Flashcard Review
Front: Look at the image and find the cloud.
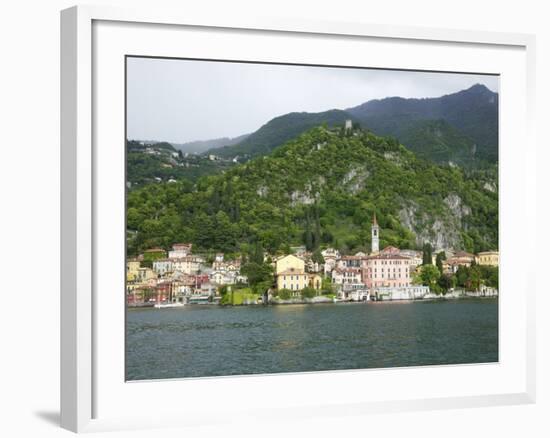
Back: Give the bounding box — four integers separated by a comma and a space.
127, 57, 498, 143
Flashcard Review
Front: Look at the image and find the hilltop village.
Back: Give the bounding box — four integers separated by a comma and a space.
127, 214, 499, 307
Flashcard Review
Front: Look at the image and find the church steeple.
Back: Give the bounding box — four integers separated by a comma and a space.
371, 212, 379, 253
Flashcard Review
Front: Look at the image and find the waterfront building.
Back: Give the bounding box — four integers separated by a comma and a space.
193, 274, 210, 287
338, 286, 369, 301
275, 254, 305, 275
362, 253, 412, 288
476, 250, 499, 266
126, 285, 156, 305
174, 283, 193, 300
310, 273, 323, 290
332, 267, 363, 285
370, 285, 430, 301
195, 282, 217, 296
154, 281, 173, 303
276, 269, 322, 292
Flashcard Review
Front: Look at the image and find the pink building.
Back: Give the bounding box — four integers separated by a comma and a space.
362, 253, 412, 288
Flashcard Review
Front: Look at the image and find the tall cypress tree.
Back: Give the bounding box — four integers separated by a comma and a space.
422, 243, 433, 265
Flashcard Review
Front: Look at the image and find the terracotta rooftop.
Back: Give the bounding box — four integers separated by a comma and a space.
367, 253, 410, 260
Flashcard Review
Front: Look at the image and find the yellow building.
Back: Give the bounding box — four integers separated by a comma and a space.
277, 268, 310, 291
274, 254, 323, 292
137, 267, 157, 282
276, 269, 322, 292
275, 254, 305, 275
126, 259, 141, 282
476, 251, 499, 266
309, 273, 323, 290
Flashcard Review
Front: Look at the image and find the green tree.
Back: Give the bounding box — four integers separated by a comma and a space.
435, 251, 446, 274
250, 241, 265, 265
240, 261, 273, 288
311, 248, 325, 265
419, 264, 441, 290
278, 289, 292, 300
437, 273, 455, 292
422, 243, 433, 265
301, 287, 317, 299
465, 265, 481, 291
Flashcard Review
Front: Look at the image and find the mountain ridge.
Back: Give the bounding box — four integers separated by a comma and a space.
205, 84, 498, 167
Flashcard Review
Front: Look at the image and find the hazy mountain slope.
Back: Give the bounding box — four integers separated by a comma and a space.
347, 84, 498, 163
206, 109, 357, 159
174, 134, 250, 154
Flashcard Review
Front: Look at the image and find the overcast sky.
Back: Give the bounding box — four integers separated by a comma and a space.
127, 57, 499, 144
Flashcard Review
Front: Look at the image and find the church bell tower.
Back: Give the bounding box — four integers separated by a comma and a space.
371, 213, 379, 253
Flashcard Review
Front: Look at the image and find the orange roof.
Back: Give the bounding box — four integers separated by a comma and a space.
367, 253, 410, 260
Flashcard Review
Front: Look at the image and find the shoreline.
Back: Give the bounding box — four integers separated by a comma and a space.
127, 294, 498, 309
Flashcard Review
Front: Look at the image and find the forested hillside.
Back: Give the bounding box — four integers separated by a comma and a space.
126, 140, 235, 187
127, 125, 498, 257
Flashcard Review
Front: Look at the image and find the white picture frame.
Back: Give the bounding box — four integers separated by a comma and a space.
60, 4, 537, 433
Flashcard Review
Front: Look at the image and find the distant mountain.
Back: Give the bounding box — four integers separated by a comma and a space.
206, 109, 357, 159
204, 84, 498, 167
174, 134, 250, 154
347, 84, 498, 164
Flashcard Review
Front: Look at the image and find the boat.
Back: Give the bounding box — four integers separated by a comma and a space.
153, 302, 185, 309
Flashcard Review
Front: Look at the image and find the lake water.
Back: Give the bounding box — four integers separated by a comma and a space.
126, 299, 498, 380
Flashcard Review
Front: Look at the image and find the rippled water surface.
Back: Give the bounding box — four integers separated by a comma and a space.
126, 299, 498, 380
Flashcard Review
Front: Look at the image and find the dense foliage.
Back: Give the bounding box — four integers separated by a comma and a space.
127, 125, 498, 257
206, 110, 356, 159
347, 84, 498, 164
126, 140, 235, 187
415, 261, 498, 294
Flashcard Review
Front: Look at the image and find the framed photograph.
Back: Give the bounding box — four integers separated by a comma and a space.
61, 5, 536, 433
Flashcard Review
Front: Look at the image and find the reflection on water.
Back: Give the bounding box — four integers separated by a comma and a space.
126, 300, 498, 380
